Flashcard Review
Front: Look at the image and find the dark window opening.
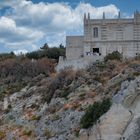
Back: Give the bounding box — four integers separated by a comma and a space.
93, 48, 99, 53
93, 27, 98, 38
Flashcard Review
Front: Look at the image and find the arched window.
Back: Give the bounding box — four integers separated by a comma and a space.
93, 27, 98, 38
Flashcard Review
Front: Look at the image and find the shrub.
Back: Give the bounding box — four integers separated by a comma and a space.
0, 52, 15, 62
135, 54, 140, 60
60, 90, 69, 98
133, 71, 140, 76
1, 83, 26, 96
0, 57, 54, 86
0, 92, 4, 101
26, 47, 65, 61
43, 78, 59, 103
44, 128, 53, 138
104, 51, 122, 62
46, 47, 65, 61
74, 128, 80, 137
94, 75, 101, 82
51, 114, 60, 121
0, 131, 6, 139
22, 128, 32, 136
80, 98, 111, 128
96, 61, 106, 71
43, 68, 76, 103
30, 115, 41, 121
126, 73, 136, 82
0, 83, 27, 102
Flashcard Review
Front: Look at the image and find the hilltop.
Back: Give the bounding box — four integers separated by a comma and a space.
0, 51, 140, 140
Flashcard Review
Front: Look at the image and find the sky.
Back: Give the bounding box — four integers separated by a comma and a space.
0, 0, 140, 54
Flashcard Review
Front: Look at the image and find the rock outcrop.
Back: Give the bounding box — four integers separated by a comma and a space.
0, 60, 140, 140
78, 76, 140, 140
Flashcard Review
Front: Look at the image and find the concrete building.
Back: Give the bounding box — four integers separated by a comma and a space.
56, 11, 140, 71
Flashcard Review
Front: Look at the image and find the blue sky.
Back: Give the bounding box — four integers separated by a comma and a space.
0, 0, 140, 54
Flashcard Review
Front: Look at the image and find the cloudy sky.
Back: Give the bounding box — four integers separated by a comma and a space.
0, 0, 140, 53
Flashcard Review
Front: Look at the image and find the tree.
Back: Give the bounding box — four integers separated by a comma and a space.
40, 43, 49, 50
59, 43, 65, 49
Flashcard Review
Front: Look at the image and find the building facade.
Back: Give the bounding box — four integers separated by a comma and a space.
67, 11, 140, 59
57, 11, 140, 71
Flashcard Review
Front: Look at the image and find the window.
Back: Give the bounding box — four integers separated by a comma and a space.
93, 48, 99, 53
93, 27, 98, 38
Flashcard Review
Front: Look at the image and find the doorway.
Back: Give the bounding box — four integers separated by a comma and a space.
93, 48, 99, 53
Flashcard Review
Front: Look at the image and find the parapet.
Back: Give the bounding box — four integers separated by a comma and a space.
134, 10, 140, 22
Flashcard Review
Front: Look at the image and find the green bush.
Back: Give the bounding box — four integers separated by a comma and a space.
104, 51, 122, 62
0, 52, 15, 62
60, 89, 71, 98
26, 47, 65, 61
30, 115, 41, 121
96, 61, 106, 71
0, 131, 6, 139
135, 54, 140, 60
80, 98, 111, 128
22, 128, 32, 136
0, 83, 27, 101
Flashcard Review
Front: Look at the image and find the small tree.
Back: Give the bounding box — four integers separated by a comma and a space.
59, 43, 64, 49
40, 43, 49, 50
80, 98, 111, 128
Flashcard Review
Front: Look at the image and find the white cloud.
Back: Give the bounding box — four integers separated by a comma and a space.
75, 3, 119, 18
11, 1, 119, 32
0, 16, 44, 49
0, 0, 120, 51
0, 0, 22, 9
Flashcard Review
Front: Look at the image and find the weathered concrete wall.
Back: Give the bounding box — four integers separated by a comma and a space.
84, 20, 134, 42
93, 41, 137, 58
58, 12, 140, 71
66, 36, 84, 48
83, 12, 140, 58
66, 36, 84, 60
56, 56, 103, 72
66, 46, 83, 60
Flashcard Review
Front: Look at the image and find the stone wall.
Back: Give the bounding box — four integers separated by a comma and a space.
56, 55, 103, 72
83, 12, 140, 58
66, 36, 84, 60
57, 12, 140, 71
84, 19, 134, 42
66, 46, 83, 60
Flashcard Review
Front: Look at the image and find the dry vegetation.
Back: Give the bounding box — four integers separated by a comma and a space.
0, 55, 55, 101
0, 51, 140, 139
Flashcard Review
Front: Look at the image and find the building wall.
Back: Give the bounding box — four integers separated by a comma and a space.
57, 12, 140, 71
84, 19, 134, 41
83, 12, 140, 58
65, 12, 140, 61
66, 46, 84, 60
66, 36, 84, 60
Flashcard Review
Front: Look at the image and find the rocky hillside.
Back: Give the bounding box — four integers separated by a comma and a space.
0, 56, 140, 140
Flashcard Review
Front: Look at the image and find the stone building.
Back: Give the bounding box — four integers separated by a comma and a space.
56, 11, 140, 71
